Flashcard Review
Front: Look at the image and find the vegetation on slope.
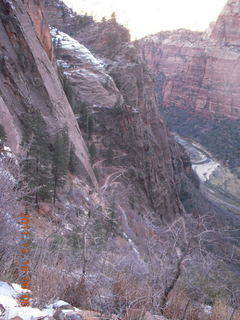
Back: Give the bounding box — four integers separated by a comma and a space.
162, 106, 240, 171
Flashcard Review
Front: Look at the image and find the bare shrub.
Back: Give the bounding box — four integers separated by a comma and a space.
211, 300, 230, 320
112, 271, 152, 313
0, 155, 26, 279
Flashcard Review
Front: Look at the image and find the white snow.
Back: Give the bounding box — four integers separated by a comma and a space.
50, 27, 104, 70
193, 161, 219, 182
0, 281, 71, 320
123, 232, 141, 257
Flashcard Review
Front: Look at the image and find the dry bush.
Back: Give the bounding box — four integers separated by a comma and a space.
164, 288, 191, 320
112, 271, 152, 313
63, 278, 91, 310
31, 263, 70, 308
122, 307, 146, 320
210, 300, 240, 320
0, 156, 26, 279
164, 287, 211, 320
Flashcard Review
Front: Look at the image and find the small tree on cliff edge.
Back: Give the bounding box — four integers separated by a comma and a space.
110, 12, 117, 23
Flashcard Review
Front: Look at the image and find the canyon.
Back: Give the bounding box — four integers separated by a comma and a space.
0, 0, 240, 319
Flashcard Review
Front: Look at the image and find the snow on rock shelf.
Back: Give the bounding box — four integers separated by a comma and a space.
50, 28, 104, 70
0, 281, 70, 320
49, 27, 119, 108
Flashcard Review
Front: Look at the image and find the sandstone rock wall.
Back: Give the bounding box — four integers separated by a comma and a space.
211, 0, 240, 46
0, 0, 97, 186
45, 3, 201, 221
138, 0, 240, 119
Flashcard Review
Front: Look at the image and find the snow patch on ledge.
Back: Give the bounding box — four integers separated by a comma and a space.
0, 281, 71, 320
50, 27, 105, 70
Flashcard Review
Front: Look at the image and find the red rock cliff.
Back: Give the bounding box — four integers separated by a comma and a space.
138, 0, 240, 119
211, 0, 240, 46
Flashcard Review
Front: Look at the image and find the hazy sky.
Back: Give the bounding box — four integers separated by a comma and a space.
63, 0, 227, 39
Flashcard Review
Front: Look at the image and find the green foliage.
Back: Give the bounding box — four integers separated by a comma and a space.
0, 124, 6, 142
67, 233, 82, 250
106, 146, 114, 165
53, 37, 62, 58
162, 106, 240, 169
76, 102, 94, 139
69, 144, 81, 176
21, 111, 54, 204
49, 234, 65, 251
63, 75, 74, 106
52, 128, 70, 203
16, 48, 28, 70
128, 195, 135, 209
88, 143, 97, 162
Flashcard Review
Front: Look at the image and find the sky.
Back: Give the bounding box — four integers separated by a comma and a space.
63, 0, 227, 40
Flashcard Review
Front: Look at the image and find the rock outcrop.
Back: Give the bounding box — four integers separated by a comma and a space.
210, 0, 240, 46
0, 0, 97, 186
44, 2, 202, 222
138, 0, 240, 119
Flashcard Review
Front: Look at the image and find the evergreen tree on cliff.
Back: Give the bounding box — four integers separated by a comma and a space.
21, 111, 53, 206
52, 128, 70, 204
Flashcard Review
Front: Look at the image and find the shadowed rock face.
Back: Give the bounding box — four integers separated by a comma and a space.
0, 0, 97, 186
138, 1, 240, 120
0, 0, 203, 224
43, 0, 203, 221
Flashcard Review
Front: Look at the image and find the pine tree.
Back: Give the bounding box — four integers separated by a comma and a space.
88, 143, 97, 163
52, 128, 70, 204
110, 12, 117, 23
69, 144, 81, 176
63, 75, 74, 107
0, 124, 6, 142
21, 111, 53, 205
106, 146, 114, 165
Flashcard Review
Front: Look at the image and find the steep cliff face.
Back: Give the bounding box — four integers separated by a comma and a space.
0, 0, 96, 185
138, 0, 240, 119
211, 0, 240, 45
44, 3, 203, 222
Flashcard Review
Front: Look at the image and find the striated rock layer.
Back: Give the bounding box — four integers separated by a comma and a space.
138, 0, 240, 119
211, 0, 240, 46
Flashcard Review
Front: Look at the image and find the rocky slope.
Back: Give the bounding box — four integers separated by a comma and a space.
138, 0, 240, 119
